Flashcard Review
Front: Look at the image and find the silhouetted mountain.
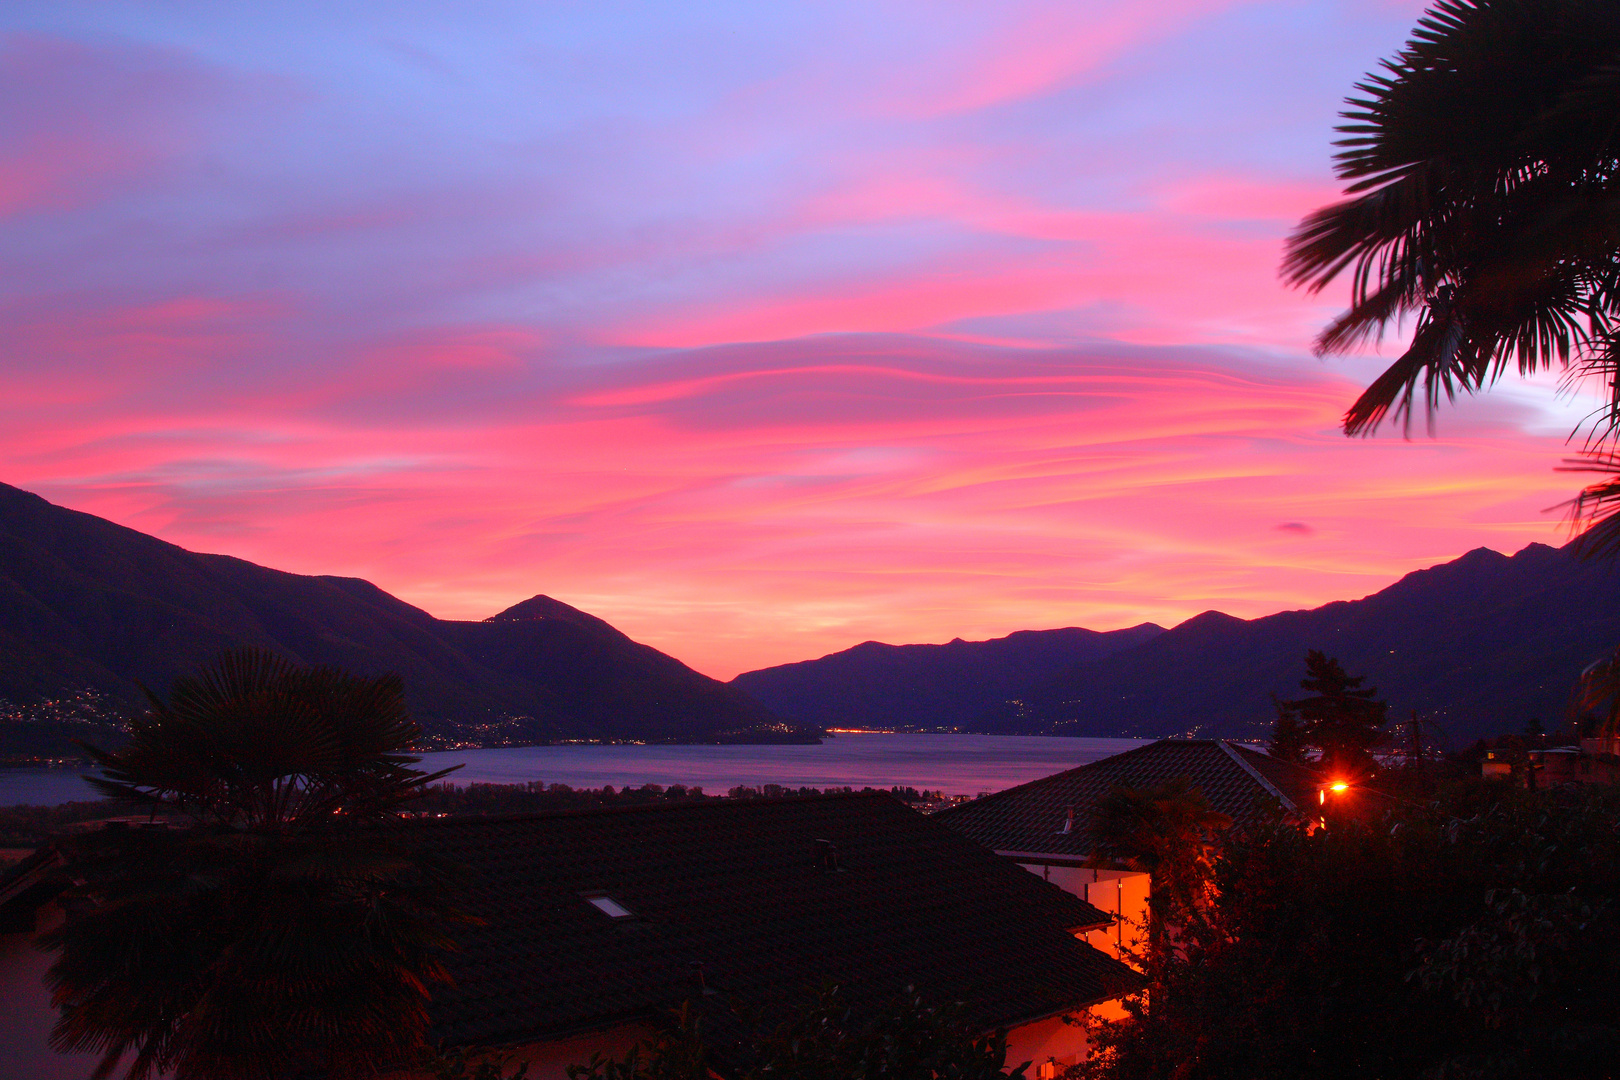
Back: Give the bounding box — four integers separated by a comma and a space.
0, 482, 806, 748
731, 624, 1164, 730
976, 543, 1620, 744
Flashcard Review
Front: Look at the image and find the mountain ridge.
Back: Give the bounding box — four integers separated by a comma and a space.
0, 482, 807, 749
733, 541, 1620, 745
731, 622, 1165, 731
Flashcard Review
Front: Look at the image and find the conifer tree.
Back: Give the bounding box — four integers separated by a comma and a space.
1273, 650, 1388, 775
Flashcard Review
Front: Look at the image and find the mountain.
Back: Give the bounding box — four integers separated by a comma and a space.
730, 624, 1165, 730
975, 543, 1620, 744
0, 482, 805, 749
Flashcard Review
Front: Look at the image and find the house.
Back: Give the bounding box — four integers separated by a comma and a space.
1517, 739, 1620, 785
0, 793, 1142, 1080
396, 793, 1141, 1078
933, 738, 1351, 961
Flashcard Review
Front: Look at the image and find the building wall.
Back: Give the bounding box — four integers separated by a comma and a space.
1006, 1013, 1091, 1078
0, 905, 113, 1080
1015, 862, 1150, 964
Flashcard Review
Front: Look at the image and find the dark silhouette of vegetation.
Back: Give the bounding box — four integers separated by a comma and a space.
1271, 650, 1388, 776
1081, 781, 1620, 1080
1284, 0, 1620, 548
561, 986, 1030, 1080
41, 650, 468, 1080
0, 800, 135, 854
1086, 779, 1231, 954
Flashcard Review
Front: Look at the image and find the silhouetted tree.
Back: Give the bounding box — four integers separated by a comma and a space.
1081, 783, 1620, 1080
1274, 650, 1388, 776
1087, 778, 1232, 954
1283, 0, 1620, 548
564, 986, 1029, 1080
43, 650, 466, 1080
1267, 698, 1310, 764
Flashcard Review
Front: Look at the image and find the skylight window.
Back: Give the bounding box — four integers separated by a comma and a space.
584, 894, 633, 919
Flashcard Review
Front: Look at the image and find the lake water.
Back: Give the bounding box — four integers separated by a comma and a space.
0, 733, 1144, 807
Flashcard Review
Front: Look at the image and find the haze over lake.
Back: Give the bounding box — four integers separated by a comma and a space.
1, 734, 1144, 807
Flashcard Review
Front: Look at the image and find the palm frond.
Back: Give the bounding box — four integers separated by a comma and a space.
1287, 0, 1620, 439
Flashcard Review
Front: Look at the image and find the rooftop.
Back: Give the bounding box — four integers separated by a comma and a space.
393, 792, 1140, 1049
933, 738, 1331, 858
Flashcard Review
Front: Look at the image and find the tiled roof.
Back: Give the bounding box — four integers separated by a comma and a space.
394, 793, 1141, 1050
933, 739, 1329, 858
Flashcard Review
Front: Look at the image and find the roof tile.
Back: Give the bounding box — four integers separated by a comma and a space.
395, 793, 1141, 1049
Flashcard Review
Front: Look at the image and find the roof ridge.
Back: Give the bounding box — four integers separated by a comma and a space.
934, 738, 1177, 820
1216, 740, 1297, 812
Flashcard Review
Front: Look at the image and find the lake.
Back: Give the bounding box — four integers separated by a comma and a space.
0, 733, 1144, 807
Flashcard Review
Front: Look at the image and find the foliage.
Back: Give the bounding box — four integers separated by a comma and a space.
1267, 704, 1309, 764
1086, 779, 1231, 951
429, 1044, 531, 1080
79, 649, 457, 829
1081, 782, 1620, 1080
568, 986, 1030, 1080
1283, 0, 1620, 544
1272, 650, 1388, 776
42, 649, 469, 1080
0, 799, 125, 852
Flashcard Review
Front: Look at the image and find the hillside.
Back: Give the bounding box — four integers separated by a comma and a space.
0, 482, 806, 748
732, 624, 1164, 730
975, 543, 1620, 743
731, 543, 1620, 745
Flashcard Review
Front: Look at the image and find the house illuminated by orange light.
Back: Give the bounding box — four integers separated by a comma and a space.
935, 738, 1351, 969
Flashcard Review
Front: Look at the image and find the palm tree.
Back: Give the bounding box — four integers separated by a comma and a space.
42, 650, 467, 1080
1283, 0, 1620, 545
1086, 778, 1232, 951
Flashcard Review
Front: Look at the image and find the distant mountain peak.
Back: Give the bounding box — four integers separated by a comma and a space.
487, 594, 603, 625
1177, 610, 1245, 629
0, 483, 797, 745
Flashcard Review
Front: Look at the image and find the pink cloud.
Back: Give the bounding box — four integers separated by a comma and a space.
859, 0, 1239, 119
0, 2, 1558, 683
0, 34, 253, 217
4, 332, 1583, 678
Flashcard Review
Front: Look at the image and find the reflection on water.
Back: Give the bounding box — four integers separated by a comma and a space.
0, 733, 1146, 807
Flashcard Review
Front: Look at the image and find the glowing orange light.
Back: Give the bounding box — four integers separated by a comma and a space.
1329, 782, 1349, 793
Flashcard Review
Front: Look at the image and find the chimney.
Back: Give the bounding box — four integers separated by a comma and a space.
1058, 807, 1074, 834
814, 838, 843, 872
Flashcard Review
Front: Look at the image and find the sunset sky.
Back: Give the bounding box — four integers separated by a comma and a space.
1, 1, 1598, 678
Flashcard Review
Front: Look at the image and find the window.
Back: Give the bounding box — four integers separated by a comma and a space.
583, 894, 634, 919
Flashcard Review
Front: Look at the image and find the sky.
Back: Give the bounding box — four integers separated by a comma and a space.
0, 1, 1600, 678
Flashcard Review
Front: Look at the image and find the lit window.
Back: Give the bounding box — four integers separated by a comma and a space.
584, 894, 633, 919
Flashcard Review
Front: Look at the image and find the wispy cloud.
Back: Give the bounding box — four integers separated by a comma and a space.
3, 1, 1571, 677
